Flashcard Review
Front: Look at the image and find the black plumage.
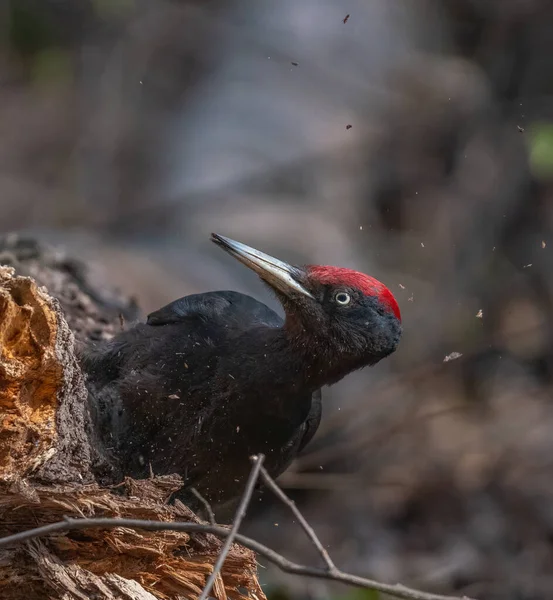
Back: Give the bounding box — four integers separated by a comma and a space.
82, 234, 401, 509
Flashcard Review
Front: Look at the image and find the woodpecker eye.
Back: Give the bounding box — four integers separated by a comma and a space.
334, 292, 351, 306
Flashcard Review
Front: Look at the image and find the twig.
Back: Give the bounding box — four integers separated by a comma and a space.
190, 487, 216, 526
198, 454, 265, 600
0, 517, 475, 600
259, 464, 335, 572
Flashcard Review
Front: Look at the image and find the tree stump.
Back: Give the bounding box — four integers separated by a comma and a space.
0, 235, 265, 600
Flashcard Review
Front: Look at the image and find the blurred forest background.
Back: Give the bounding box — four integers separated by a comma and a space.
2, 1, 553, 599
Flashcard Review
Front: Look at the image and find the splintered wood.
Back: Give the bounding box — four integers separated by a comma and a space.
0, 264, 93, 485
0, 256, 265, 600
0, 267, 61, 478
0, 479, 263, 600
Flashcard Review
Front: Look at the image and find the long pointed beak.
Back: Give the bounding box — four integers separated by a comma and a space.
211, 233, 314, 299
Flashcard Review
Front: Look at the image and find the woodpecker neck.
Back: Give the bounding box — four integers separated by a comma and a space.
288, 330, 368, 389
251, 321, 366, 391
230, 326, 325, 391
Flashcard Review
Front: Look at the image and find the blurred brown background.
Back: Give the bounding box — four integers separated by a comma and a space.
3, 1, 553, 598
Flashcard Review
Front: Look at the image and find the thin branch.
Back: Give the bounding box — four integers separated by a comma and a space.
259, 464, 335, 572
190, 487, 216, 526
0, 517, 475, 600
198, 454, 264, 600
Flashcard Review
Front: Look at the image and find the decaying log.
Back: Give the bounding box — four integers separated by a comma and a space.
0, 235, 265, 600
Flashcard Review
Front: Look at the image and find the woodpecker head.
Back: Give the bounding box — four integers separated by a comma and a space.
211, 233, 402, 369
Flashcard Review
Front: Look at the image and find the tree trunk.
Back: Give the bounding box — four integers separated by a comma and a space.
0, 234, 264, 600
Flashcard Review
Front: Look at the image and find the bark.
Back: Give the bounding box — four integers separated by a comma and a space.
0, 235, 265, 600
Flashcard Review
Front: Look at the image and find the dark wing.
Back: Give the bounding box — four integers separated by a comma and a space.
147, 290, 282, 328
83, 291, 281, 386
298, 388, 322, 454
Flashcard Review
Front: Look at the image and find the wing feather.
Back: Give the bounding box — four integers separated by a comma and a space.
147, 291, 282, 328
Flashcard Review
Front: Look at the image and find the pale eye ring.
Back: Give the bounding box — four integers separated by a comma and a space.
335, 291, 351, 305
